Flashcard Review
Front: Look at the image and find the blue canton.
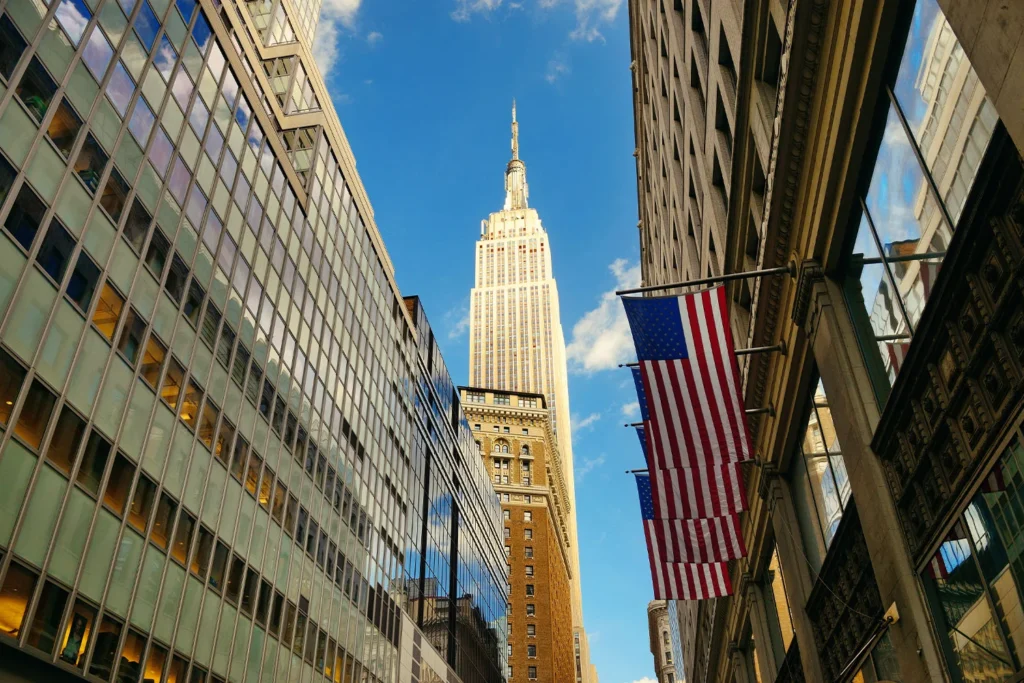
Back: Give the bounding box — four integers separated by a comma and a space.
636, 473, 655, 521
635, 426, 649, 464
631, 368, 650, 421
622, 296, 689, 361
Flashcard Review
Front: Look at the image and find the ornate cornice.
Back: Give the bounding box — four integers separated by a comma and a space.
745, 0, 830, 434
791, 261, 825, 326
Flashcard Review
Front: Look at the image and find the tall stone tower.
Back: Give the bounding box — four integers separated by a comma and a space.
468, 103, 594, 682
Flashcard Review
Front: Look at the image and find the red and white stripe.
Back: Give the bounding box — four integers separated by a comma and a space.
886, 342, 912, 374
645, 525, 732, 599
649, 462, 747, 518
641, 287, 753, 470
924, 553, 949, 581
645, 516, 746, 563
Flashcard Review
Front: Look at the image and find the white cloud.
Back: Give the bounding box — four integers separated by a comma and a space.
569, 0, 624, 42
576, 453, 606, 481
451, 0, 503, 22
545, 54, 571, 83
366, 31, 383, 44
572, 412, 602, 434
444, 300, 471, 340
627, 678, 658, 683
621, 402, 640, 418
313, 0, 363, 75
566, 259, 641, 373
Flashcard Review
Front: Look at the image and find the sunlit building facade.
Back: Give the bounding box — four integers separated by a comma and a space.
467, 106, 594, 682
460, 388, 574, 683
0, 0, 506, 682
629, 0, 1024, 680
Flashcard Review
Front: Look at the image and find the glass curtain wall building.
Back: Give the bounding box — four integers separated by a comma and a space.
0, 0, 506, 682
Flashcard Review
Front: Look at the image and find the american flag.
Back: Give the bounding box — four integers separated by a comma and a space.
637, 473, 733, 599
644, 516, 746, 563
649, 463, 746, 518
623, 287, 753, 469
631, 368, 650, 420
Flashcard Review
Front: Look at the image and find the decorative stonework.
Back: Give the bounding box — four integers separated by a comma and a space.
805, 503, 883, 681
791, 261, 825, 326
744, 0, 831, 431
872, 140, 1024, 562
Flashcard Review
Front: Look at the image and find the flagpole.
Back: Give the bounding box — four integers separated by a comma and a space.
615, 261, 796, 296
617, 341, 787, 368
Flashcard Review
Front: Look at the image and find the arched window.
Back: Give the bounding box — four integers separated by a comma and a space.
521, 445, 530, 456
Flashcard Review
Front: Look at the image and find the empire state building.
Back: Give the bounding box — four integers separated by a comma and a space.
468, 104, 595, 683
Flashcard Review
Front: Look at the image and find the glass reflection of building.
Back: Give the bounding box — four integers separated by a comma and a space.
402, 298, 508, 683
847, 0, 998, 387
0, 0, 506, 682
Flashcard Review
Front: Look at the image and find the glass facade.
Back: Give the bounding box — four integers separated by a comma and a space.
922, 437, 1024, 681
843, 0, 998, 397
0, 1, 506, 682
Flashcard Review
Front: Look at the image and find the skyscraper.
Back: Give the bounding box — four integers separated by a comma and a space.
468, 105, 594, 682
0, 1, 506, 682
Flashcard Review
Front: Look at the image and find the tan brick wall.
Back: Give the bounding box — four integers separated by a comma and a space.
462, 390, 573, 683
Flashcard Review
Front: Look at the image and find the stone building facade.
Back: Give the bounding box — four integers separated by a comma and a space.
648, 600, 680, 683
628, 0, 1024, 681
460, 388, 575, 683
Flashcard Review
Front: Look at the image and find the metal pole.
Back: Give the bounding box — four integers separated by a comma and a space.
624, 404, 772, 426
875, 334, 912, 342
854, 251, 945, 266
616, 262, 795, 296
617, 341, 786, 368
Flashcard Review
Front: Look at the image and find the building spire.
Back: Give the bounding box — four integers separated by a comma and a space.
511, 99, 519, 160
504, 99, 528, 210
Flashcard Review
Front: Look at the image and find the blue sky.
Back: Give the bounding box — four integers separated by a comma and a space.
315, 1, 656, 681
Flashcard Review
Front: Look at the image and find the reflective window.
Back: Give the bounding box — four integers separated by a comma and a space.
47, 99, 84, 157
92, 282, 125, 340
5, 184, 47, 251
844, 0, 998, 395
76, 429, 111, 495
27, 580, 69, 654
0, 347, 26, 425
0, 562, 38, 638
922, 439, 1024, 678
0, 14, 28, 81
88, 615, 122, 678
45, 405, 87, 474
58, 598, 95, 668
789, 377, 849, 574
15, 378, 57, 450
16, 57, 57, 122
37, 220, 76, 283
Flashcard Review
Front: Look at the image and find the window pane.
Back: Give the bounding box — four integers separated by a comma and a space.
133, 1, 160, 50
140, 333, 166, 388
15, 378, 56, 449
116, 308, 146, 365
93, 282, 125, 340
152, 493, 175, 549
76, 428, 111, 494
27, 580, 69, 654
37, 219, 76, 283
82, 24, 113, 80
123, 198, 152, 252
74, 134, 109, 194
161, 357, 185, 409
99, 167, 130, 223
58, 598, 95, 668
0, 562, 38, 638
145, 227, 170, 275
172, 510, 195, 565
103, 452, 134, 516
16, 57, 58, 122
54, 0, 92, 47
893, 0, 996, 225
129, 475, 156, 532
0, 348, 26, 425
45, 405, 86, 474
119, 629, 146, 681
5, 184, 47, 251
87, 615, 122, 677
179, 380, 201, 425
0, 14, 28, 80
106, 62, 134, 117
48, 98, 84, 157
67, 251, 100, 311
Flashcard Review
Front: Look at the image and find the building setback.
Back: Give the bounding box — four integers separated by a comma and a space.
468, 105, 595, 683
460, 387, 575, 683
628, 0, 1024, 681
0, 1, 507, 682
